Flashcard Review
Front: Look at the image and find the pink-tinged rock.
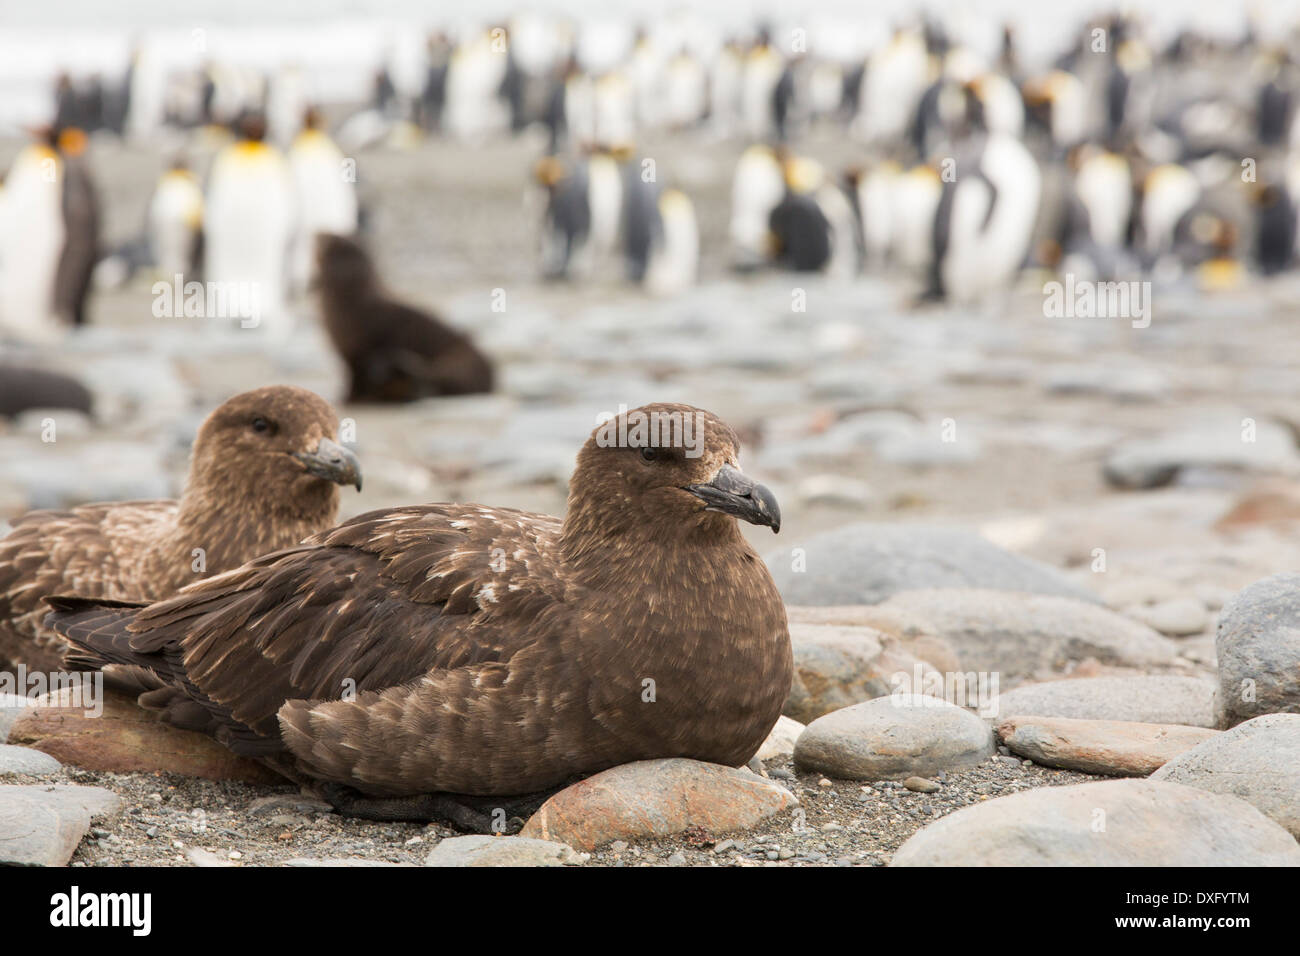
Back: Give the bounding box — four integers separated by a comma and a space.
997, 716, 1219, 776
519, 759, 799, 851
7, 688, 280, 785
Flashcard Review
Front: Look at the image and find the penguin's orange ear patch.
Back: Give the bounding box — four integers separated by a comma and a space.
1020, 75, 1051, 106
57, 128, 88, 156
535, 156, 567, 187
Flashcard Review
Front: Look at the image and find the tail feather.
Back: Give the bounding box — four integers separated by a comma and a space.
44, 595, 286, 761
44, 594, 150, 672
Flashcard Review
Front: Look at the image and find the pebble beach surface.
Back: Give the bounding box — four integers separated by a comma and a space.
4, 127, 1300, 866
5, 755, 1099, 868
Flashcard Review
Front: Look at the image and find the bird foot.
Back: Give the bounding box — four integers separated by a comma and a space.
317, 783, 523, 834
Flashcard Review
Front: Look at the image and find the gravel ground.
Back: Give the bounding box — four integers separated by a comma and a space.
3, 748, 1096, 867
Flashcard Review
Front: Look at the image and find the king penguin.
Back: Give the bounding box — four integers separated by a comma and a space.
0, 127, 99, 341
534, 147, 626, 280
445, 27, 511, 142
625, 177, 699, 296
890, 162, 945, 276
728, 143, 787, 269
146, 157, 204, 280
928, 85, 1041, 302
1055, 144, 1136, 279
740, 30, 785, 142
1135, 161, 1201, 271
0, 130, 63, 341
856, 27, 933, 147
51, 127, 100, 328
203, 112, 294, 338
287, 109, 359, 296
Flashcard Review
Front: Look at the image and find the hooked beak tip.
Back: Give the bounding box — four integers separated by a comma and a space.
295, 437, 362, 492
685, 464, 781, 533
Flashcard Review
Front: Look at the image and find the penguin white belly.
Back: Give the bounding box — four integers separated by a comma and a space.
665, 58, 706, 128
859, 36, 928, 143
942, 136, 1041, 301
204, 145, 294, 338
0, 146, 65, 342
593, 74, 635, 148
740, 54, 782, 140
977, 135, 1041, 290
809, 62, 844, 119
631, 49, 665, 129
709, 53, 742, 136
1142, 166, 1200, 256
1051, 78, 1088, 148
891, 170, 942, 274
645, 189, 698, 296
858, 166, 897, 268
1075, 154, 1131, 249
446, 44, 510, 141
288, 136, 359, 293
147, 173, 203, 279
729, 148, 785, 264
941, 177, 996, 303
1287, 155, 1300, 241
586, 155, 624, 264
564, 77, 596, 146
267, 70, 310, 147
816, 183, 860, 278
127, 48, 167, 139
980, 74, 1025, 138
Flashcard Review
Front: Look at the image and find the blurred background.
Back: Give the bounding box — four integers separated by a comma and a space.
4, 0, 1300, 663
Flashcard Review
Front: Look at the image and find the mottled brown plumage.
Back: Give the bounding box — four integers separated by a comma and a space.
315, 234, 494, 403
51, 403, 791, 812
1, 385, 360, 672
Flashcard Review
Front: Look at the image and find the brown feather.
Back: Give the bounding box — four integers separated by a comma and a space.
51, 403, 792, 798
1, 385, 355, 672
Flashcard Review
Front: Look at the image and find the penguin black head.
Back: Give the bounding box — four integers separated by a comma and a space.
961, 81, 987, 134
235, 111, 268, 143
32, 124, 59, 149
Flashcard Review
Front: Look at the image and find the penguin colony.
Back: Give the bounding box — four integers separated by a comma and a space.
5, 9, 1300, 341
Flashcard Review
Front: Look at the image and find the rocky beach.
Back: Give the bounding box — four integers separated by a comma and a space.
3, 123, 1300, 868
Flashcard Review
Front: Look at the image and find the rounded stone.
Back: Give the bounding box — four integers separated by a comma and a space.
994, 675, 1218, 727
891, 779, 1300, 866
1153, 713, 1300, 838
794, 694, 995, 781
765, 524, 1099, 607
1215, 573, 1300, 726
0, 744, 62, 777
